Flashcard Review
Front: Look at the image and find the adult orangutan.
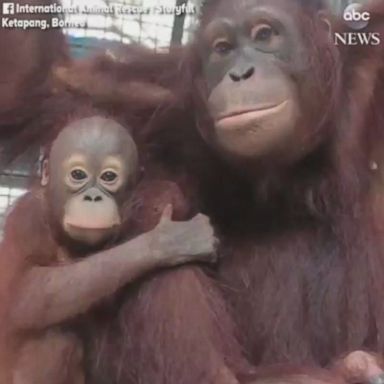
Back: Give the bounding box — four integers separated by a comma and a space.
3, 0, 384, 384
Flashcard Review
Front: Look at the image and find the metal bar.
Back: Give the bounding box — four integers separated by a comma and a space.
170, 0, 188, 45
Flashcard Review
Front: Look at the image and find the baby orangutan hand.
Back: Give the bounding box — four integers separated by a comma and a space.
148, 205, 217, 267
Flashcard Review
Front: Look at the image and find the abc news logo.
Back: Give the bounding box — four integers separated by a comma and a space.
344, 3, 370, 29
334, 3, 381, 46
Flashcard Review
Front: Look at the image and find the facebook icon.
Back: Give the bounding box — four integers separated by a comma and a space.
2, 3, 15, 15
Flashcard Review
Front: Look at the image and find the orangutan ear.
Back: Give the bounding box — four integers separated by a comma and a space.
318, 10, 333, 38
41, 159, 49, 187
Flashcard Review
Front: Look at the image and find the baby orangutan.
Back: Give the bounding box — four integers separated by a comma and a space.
4, 116, 216, 384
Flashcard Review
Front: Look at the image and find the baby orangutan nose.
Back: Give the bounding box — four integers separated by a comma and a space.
83, 189, 104, 203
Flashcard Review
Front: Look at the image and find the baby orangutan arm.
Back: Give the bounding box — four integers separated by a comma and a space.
10, 206, 216, 331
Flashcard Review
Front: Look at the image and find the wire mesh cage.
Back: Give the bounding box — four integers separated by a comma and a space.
63, 0, 200, 57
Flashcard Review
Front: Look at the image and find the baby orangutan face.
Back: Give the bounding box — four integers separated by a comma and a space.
42, 116, 138, 246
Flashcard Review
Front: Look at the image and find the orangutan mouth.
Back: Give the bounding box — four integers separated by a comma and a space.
64, 222, 115, 231
215, 101, 289, 129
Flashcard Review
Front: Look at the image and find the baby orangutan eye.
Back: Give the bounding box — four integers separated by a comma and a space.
100, 170, 118, 183
70, 169, 88, 182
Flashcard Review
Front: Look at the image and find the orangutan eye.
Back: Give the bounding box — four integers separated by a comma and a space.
254, 25, 273, 41
251, 23, 282, 51
100, 170, 118, 183
70, 169, 88, 182
213, 38, 233, 55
